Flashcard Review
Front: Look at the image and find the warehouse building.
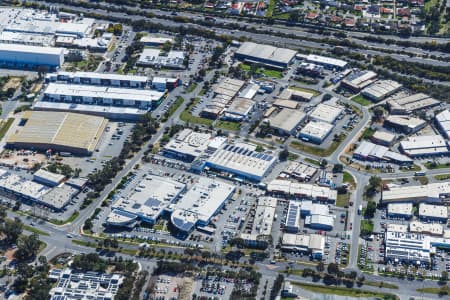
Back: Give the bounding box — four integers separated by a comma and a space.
222, 97, 255, 121
33, 169, 65, 187
309, 103, 343, 124
305, 54, 347, 70
106, 175, 186, 227
170, 177, 235, 232
43, 83, 165, 110
305, 214, 334, 231
298, 121, 333, 144
371, 130, 396, 146
435, 109, 450, 139
268, 108, 306, 136
273, 99, 300, 109
163, 129, 212, 162
137, 49, 185, 69
204, 143, 277, 182
409, 222, 444, 236
0, 44, 64, 70
384, 115, 426, 134
240, 197, 277, 248
387, 92, 440, 115
361, 80, 402, 102
234, 42, 297, 69
285, 201, 302, 233
400, 135, 450, 157
45, 71, 148, 88
340, 70, 377, 92
419, 203, 448, 222
385, 231, 431, 265
278, 88, 316, 102
7, 111, 107, 156
140, 36, 173, 47
387, 203, 413, 219
282, 161, 318, 182
0, 169, 77, 211
382, 182, 450, 204
239, 83, 260, 99
281, 233, 325, 259
267, 180, 337, 203
151, 77, 180, 92
33, 101, 149, 121
353, 140, 412, 164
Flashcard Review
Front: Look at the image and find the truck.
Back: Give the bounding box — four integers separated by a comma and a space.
358, 205, 362, 215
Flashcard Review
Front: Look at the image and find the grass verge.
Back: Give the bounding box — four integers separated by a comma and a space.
291, 282, 399, 299
351, 95, 372, 106
305, 158, 321, 166
180, 98, 213, 126
186, 83, 197, 93
23, 225, 50, 236
435, 174, 450, 181
343, 171, 356, 188
165, 96, 184, 118
291, 137, 343, 157
425, 161, 450, 169
49, 211, 80, 225
0, 118, 14, 140
365, 281, 399, 289
336, 193, 350, 207
289, 86, 320, 96
215, 120, 241, 131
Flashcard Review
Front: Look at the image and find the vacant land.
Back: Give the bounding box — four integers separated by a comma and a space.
351, 95, 372, 106
291, 282, 398, 299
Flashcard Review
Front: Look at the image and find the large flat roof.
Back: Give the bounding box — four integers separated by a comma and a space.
206, 143, 277, 180
419, 203, 448, 219
171, 177, 235, 231
53, 71, 148, 82
44, 83, 164, 102
400, 135, 448, 151
388, 92, 440, 113
33, 101, 148, 116
309, 103, 342, 124
0, 43, 64, 55
306, 54, 347, 68
269, 108, 306, 133
236, 42, 297, 65
225, 97, 255, 116
7, 111, 107, 153
385, 115, 426, 129
300, 121, 333, 139
436, 110, 450, 138
362, 80, 402, 99
382, 182, 450, 203
267, 179, 337, 201
163, 129, 212, 159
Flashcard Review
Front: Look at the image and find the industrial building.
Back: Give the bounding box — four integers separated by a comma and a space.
222, 97, 255, 121
384, 115, 426, 134
267, 180, 337, 203
309, 103, 343, 124
278, 88, 315, 102
419, 203, 448, 222
297, 62, 323, 77
234, 42, 297, 69
0, 44, 64, 69
45, 71, 149, 88
385, 231, 431, 265
239, 83, 260, 99
285, 201, 302, 233
42, 83, 165, 110
7, 111, 107, 155
33, 169, 65, 187
340, 70, 377, 92
33, 101, 149, 121
382, 182, 450, 204
387, 203, 413, 219
268, 108, 306, 136
0, 169, 77, 211
282, 161, 318, 182
400, 135, 450, 157
273, 99, 300, 109
361, 80, 402, 102
240, 197, 277, 248
387, 92, 440, 114
170, 177, 235, 232
201, 77, 245, 119
298, 121, 333, 144
281, 233, 325, 259
435, 109, 450, 139
409, 221, 444, 236
204, 143, 277, 182
106, 175, 186, 227
305, 214, 334, 231
305, 54, 347, 70
151, 77, 180, 92
137, 49, 185, 69
371, 130, 396, 146
163, 129, 212, 162
352, 141, 412, 164
140, 36, 173, 47
49, 268, 124, 300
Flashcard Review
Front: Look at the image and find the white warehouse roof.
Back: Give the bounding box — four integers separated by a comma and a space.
306, 54, 347, 68
309, 103, 343, 124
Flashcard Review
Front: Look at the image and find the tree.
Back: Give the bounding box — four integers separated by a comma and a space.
441, 271, 448, 282
364, 201, 377, 219
279, 149, 289, 161
1, 217, 23, 244
14, 233, 41, 261
332, 164, 343, 173
373, 107, 384, 122
316, 261, 325, 272
327, 263, 339, 275
162, 41, 172, 53
365, 176, 382, 197
320, 159, 328, 168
